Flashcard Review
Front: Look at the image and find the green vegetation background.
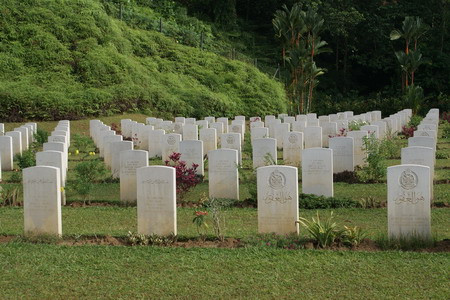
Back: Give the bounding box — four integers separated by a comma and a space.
0, 0, 287, 121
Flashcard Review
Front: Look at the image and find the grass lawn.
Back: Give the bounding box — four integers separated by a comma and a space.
0, 243, 448, 299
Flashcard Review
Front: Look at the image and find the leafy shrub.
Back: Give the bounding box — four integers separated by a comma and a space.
165, 152, 202, 200
357, 134, 386, 183
15, 150, 36, 170
348, 120, 368, 131
33, 129, 49, 146
298, 193, 358, 209
71, 160, 107, 204
333, 171, 359, 183
380, 134, 401, 159
408, 115, 423, 128
9, 171, 22, 183
72, 134, 95, 156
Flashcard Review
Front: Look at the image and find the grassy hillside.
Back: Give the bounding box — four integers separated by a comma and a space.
0, 0, 287, 121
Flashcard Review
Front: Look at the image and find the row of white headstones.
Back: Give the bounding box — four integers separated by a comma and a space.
19, 108, 438, 240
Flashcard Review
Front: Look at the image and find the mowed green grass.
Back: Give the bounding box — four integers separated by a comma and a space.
0, 243, 448, 299
1, 207, 449, 239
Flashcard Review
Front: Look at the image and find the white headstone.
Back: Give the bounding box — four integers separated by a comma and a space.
304, 126, 322, 148
329, 137, 354, 173
302, 148, 333, 197
220, 133, 242, 165
387, 165, 431, 240
120, 150, 149, 203
257, 166, 299, 235
274, 123, 290, 150
208, 149, 239, 200
401, 146, 435, 200
200, 128, 217, 155
321, 122, 337, 147
5, 131, 22, 156
408, 137, 436, 153
180, 140, 204, 175
23, 166, 62, 236
0, 136, 13, 170
217, 117, 229, 133
161, 133, 182, 162
148, 129, 165, 158
347, 130, 368, 167
283, 131, 303, 167
111, 141, 133, 178
36, 151, 65, 189
0, 123, 4, 136
137, 166, 177, 236
251, 127, 269, 141
14, 127, 29, 150
103, 135, 123, 168
252, 138, 277, 168
182, 124, 198, 140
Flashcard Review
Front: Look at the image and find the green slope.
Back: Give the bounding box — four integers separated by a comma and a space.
0, 0, 287, 121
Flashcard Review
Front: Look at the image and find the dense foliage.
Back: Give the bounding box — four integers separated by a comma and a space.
181, 0, 450, 115
0, 0, 287, 121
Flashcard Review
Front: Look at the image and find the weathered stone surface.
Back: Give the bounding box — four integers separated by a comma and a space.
252, 138, 277, 168
161, 133, 182, 162
180, 140, 204, 175
387, 164, 431, 240
182, 124, 198, 140
302, 148, 333, 197
23, 166, 62, 236
148, 129, 165, 158
346, 130, 368, 167
120, 150, 149, 203
208, 149, 239, 200
283, 131, 303, 167
329, 137, 354, 173
137, 166, 177, 236
220, 133, 242, 165
257, 166, 299, 235
0, 136, 13, 171
303, 127, 322, 148
401, 146, 435, 200
5, 131, 22, 155
200, 128, 217, 155
111, 141, 134, 178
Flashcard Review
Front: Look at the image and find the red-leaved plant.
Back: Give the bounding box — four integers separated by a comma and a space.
165, 152, 202, 200
329, 127, 347, 138
401, 125, 415, 138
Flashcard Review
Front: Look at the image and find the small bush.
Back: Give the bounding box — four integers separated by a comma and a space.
401, 125, 415, 138
71, 160, 107, 204
436, 151, 449, 159
298, 193, 358, 209
357, 133, 386, 183
15, 150, 36, 170
408, 115, 423, 128
358, 196, 385, 208
442, 122, 450, 139
341, 226, 367, 247
165, 152, 202, 200
9, 171, 22, 183
72, 134, 95, 156
33, 129, 49, 146
348, 120, 368, 131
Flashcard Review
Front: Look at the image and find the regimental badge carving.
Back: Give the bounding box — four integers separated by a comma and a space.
232, 125, 240, 133
264, 170, 292, 204
395, 168, 424, 205
167, 136, 176, 145
226, 135, 235, 144
399, 169, 418, 190
288, 133, 298, 144
268, 170, 285, 190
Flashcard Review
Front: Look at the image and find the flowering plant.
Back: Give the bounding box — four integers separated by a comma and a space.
165, 152, 202, 200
